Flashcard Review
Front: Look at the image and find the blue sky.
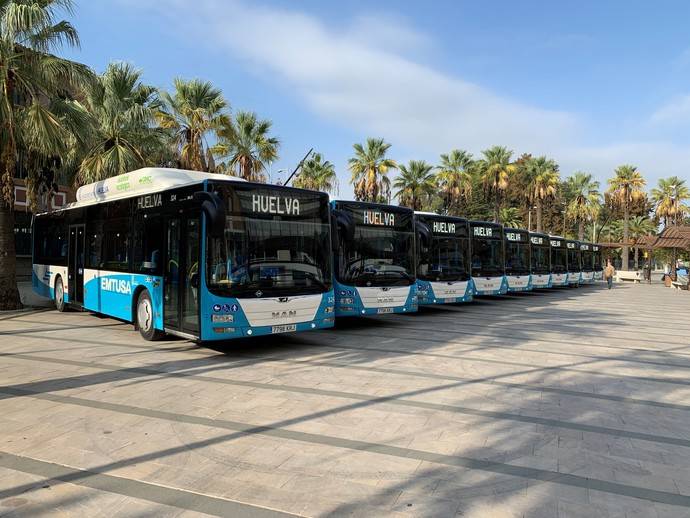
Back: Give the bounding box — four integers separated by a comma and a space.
66, 1, 690, 198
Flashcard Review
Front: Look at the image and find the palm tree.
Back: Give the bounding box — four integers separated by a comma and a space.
565, 172, 601, 241
628, 216, 656, 270
436, 149, 473, 215
77, 63, 164, 185
157, 78, 229, 172
393, 160, 436, 210
0, 0, 92, 310
525, 156, 559, 233
607, 165, 646, 270
348, 138, 397, 203
650, 176, 690, 227
293, 153, 338, 193
499, 207, 523, 228
214, 111, 279, 182
478, 146, 516, 223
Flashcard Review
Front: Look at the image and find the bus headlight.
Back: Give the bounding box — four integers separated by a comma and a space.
212, 314, 234, 323
325, 306, 334, 313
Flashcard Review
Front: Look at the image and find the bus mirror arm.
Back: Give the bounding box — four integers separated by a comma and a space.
331, 209, 355, 250
194, 191, 226, 238
415, 221, 431, 248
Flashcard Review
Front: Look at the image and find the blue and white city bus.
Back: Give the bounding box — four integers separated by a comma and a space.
592, 244, 604, 281
414, 213, 473, 304
566, 239, 582, 286
579, 242, 595, 284
32, 168, 335, 341
504, 228, 532, 292
330, 201, 417, 316
529, 232, 552, 288
470, 221, 508, 295
549, 236, 569, 286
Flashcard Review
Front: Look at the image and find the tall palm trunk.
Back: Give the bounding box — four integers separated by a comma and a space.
535, 198, 543, 233
493, 190, 500, 223
622, 203, 630, 270
634, 245, 639, 270
0, 197, 22, 310
577, 220, 584, 241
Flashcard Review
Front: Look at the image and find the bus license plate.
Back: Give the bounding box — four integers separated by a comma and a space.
271, 324, 296, 334
377, 307, 394, 314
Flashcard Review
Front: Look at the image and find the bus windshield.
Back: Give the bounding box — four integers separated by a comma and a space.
551, 248, 567, 272
582, 250, 594, 271
505, 242, 530, 275
531, 244, 550, 274
206, 185, 332, 298
338, 226, 415, 287
471, 237, 504, 276
418, 235, 470, 282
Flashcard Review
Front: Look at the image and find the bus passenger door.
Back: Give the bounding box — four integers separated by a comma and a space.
68, 224, 85, 305
164, 216, 200, 337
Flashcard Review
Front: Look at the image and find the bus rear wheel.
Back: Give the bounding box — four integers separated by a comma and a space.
136, 290, 163, 341
55, 276, 67, 312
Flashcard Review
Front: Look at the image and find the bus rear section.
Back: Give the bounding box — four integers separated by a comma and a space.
504, 228, 532, 292
529, 232, 552, 288
592, 244, 604, 281
566, 239, 582, 286
33, 168, 335, 341
579, 242, 595, 284
549, 237, 568, 286
470, 221, 507, 295
414, 213, 473, 305
331, 201, 417, 316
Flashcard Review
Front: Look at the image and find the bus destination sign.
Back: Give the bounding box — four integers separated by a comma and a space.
531, 236, 544, 245
505, 232, 524, 242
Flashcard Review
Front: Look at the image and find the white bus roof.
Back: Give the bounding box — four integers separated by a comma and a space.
68, 167, 245, 209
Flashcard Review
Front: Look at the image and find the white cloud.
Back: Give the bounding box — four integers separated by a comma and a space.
123, 0, 688, 191
650, 94, 690, 124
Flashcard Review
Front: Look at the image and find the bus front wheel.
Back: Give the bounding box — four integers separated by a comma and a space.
136, 290, 163, 341
54, 276, 67, 312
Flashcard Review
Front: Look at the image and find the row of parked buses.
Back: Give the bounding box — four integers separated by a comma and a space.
32, 168, 604, 342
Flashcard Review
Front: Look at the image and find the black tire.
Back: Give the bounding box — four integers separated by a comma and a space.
54, 276, 67, 312
135, 290, 163, 341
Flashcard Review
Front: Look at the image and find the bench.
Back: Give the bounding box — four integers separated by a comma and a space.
672, 274, 689, 291
616, 270, 642, 283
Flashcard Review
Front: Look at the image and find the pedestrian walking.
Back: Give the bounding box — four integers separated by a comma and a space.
604, 259, 615, 290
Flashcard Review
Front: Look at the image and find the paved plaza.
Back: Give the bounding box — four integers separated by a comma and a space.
1, 283, 689, 517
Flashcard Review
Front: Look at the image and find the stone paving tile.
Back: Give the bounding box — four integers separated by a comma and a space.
2, 284, 690, 516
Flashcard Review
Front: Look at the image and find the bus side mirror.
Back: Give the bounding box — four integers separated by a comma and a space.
415, 221, 431, 248
194, 191, 226, 238
330, 209, 354, 250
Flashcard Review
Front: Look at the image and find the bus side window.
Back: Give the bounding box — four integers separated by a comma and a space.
133, 214, 163, 275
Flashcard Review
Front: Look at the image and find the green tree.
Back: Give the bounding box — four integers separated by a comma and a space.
293, 153, 338, 194
348, 137, 397, 203
214, 111, 279, 182
478, 146, 516, 223
650, 176, 690, 227
158, 78, 229, 172
394, 160, 436, 210
607, 165, 646, 270
436, 149, 473, 215
499, 207, 523, 228
77, 62, 163, 185
0, 0, 92, 309
628, 215, 656, 270
565, 172, 601, 241
524, 156, 559, 233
